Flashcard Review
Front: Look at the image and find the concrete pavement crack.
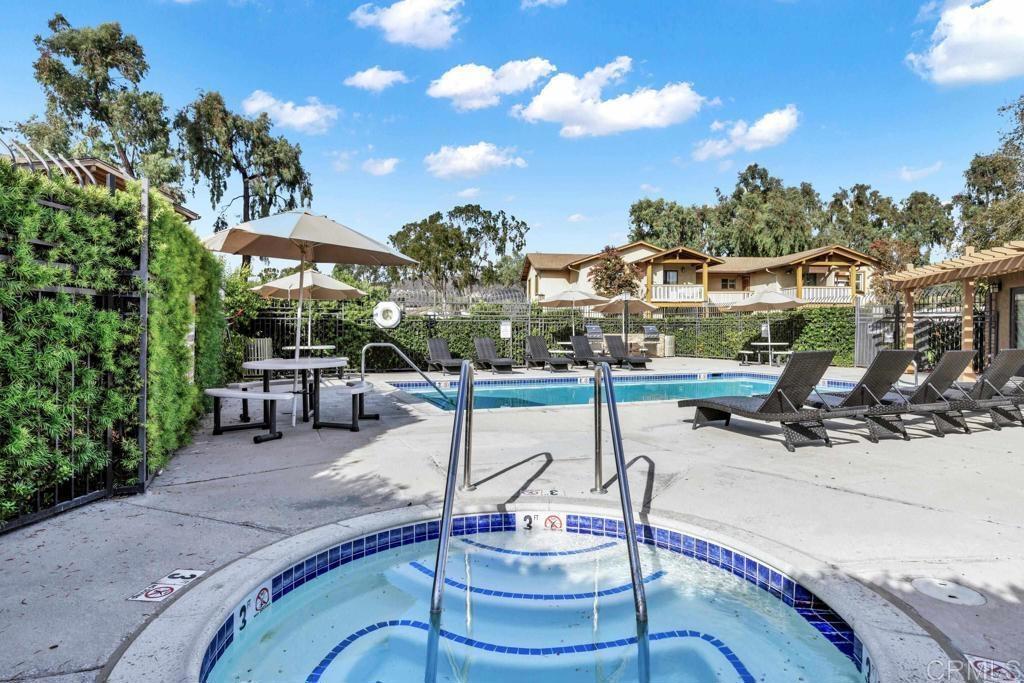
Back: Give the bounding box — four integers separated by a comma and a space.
118, 500, 289, 536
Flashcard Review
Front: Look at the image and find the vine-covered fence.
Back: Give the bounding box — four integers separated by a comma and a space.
0, 161, 224, 532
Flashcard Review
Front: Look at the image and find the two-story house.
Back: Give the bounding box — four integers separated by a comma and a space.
522, 242, 879, 308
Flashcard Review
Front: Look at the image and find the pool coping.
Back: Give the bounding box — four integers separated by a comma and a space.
104, 501, 963, 683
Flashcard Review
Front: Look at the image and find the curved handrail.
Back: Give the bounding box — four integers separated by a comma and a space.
593, 362, 649, 624
360, 342, 455, 408
429, 359, 474, 614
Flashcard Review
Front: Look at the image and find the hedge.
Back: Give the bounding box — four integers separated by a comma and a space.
0, 160, 224, 524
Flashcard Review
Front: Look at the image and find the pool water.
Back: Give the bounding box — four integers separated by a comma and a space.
209, 528, 862, 682
406, 378, 777, 410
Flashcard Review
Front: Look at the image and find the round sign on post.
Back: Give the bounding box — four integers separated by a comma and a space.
373, 301, 402, 329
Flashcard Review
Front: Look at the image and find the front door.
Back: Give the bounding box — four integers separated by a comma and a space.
1012, 287, 1024, 348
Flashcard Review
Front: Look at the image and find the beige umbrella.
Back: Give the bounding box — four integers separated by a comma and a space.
252, 270, 366, 349
594, 292, 658, 339
538, 288, 608, 335
727, 289, 805, 364
203, 210, 414, 368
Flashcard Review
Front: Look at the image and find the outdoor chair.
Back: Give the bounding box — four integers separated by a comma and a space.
943, 348, 1024, 429
570, 335, 615, 367
804, 349, 917, 442
875, 349, 976, 437
605, 335, 649, 370
526, 336, 572, 372
473, 337, 515, 373
427, 338, 465, 375
678, 350, 837, 452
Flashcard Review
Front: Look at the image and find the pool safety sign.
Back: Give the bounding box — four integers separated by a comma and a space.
964, 655, 1022, 682
128, 569, 206, 602
233, 580, 273, 642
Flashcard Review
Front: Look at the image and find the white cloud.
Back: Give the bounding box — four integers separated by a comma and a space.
344, 66, 410, 92
639, 183, 661, 194
522, 0, 567, 8
362, 157, 400, 175
456, 187, 480, 198
692, 104, 800, 161
424, 141, 527, 179
428, 58, 556, 111
350, 0, 461, 49
515, 56, 709, 137
907, 0, 1024, 85
241, 90, 339, 134
567, 213, 587, 222
329, 150, 357, 172
899, 160, 943, 181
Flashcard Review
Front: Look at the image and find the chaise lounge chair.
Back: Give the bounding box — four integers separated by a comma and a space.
604, 335, 649, 370
428, 338, 465, 375
804, 349, 917, 442
943, 348, 1024, 429
678, 350, 837, 452
473, 337, 515, 373
526, 336, 573, 372
570, 335, 615, 368
875, 349, 975, 437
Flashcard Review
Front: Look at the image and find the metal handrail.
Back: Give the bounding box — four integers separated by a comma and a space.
430, 360, 474, 614
592, 362, 648, 623
360, 342, 455, 408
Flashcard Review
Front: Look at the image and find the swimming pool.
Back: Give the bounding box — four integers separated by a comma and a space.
201, 513, 868, 682
393, 372, 854, 410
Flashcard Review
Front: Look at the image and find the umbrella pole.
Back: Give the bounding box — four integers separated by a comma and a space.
293, 262, 305, 427
766, 311, 773, 366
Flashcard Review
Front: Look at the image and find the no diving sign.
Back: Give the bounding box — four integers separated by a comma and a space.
128, 569, 206, 602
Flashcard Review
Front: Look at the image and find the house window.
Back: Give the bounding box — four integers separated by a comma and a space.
721, 278, 737, 290
663, 270, 679, 285
856, 270, 865, 293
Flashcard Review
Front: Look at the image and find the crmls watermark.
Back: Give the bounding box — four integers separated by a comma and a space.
926, 657, 1023, 682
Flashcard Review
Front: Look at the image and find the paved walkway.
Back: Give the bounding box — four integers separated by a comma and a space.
1, 358, 1021, 682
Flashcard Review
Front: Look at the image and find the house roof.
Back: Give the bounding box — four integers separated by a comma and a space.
708, 245, 879, 273
637, 244, 724, 265
14, 156, 201, 222
885, 242, 1024, 290
521, 252, 590, 280
563, 241, 663, 268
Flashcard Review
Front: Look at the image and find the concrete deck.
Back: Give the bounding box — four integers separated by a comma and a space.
1, 358, 1021, 682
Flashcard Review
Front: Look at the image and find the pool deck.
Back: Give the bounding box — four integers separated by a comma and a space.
1, 357, 1021, 682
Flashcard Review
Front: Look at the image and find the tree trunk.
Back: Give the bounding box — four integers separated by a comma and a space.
240, 174, 252, 269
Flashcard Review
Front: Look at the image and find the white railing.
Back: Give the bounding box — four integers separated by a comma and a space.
706, 290, 753, 306
649, 284, 704, 302
782, 286, 853, 303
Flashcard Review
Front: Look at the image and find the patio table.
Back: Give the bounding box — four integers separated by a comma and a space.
751, 341, 789, 366
241, 357, 370, 429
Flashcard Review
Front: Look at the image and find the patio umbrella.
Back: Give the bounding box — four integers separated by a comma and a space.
538, 288, 608, 335
251, 269, 366, 348
727, 289, 805, 363
594, 292, 658, 339
203, 210, 414, 366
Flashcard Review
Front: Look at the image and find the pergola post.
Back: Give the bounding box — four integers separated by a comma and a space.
902, 289, 915, 352
961, 278, 976, 380
795, 264, 803, 299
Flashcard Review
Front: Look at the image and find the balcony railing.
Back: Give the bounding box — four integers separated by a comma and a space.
649, 284, 704, 302
781, 286, 854, 303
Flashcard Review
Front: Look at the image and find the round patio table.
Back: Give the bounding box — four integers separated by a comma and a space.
241, 357, 370, 430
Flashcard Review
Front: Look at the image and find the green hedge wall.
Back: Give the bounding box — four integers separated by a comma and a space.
790, 307, 856, 366
0, 161, 224, 524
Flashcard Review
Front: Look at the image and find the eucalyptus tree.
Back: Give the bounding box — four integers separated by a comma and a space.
21, 13, 180, 187
174, 91, 313, 266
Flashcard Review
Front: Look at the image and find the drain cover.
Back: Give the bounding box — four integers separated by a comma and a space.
911, 578, 987, 606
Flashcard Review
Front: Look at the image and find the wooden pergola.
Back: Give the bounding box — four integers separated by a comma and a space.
885, 241, 1024, 376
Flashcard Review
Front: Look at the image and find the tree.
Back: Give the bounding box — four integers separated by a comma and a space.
822, 184, 899, 253
713, 165, 818, 256
175, 91, 313, 266
588, 246, 641, 297
627, 198, 714, 251
24, 13, 180, 187
953, 152, 1022, 249
896, 191, 952, 262
481, 252, 525, 287
868, 238, 920, 302
388, 205, 529, 302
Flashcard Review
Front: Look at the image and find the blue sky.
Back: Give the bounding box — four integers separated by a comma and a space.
2, 0, 1023, 257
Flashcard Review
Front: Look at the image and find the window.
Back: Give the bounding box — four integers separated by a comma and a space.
721, 278, 737, 290
856, 270, 865, 293
662, 270, 679, 285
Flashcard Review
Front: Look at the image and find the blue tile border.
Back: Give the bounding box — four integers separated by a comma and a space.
459, 537, 617, 556
304, 619, 756, 683
200, 511, 870, 683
